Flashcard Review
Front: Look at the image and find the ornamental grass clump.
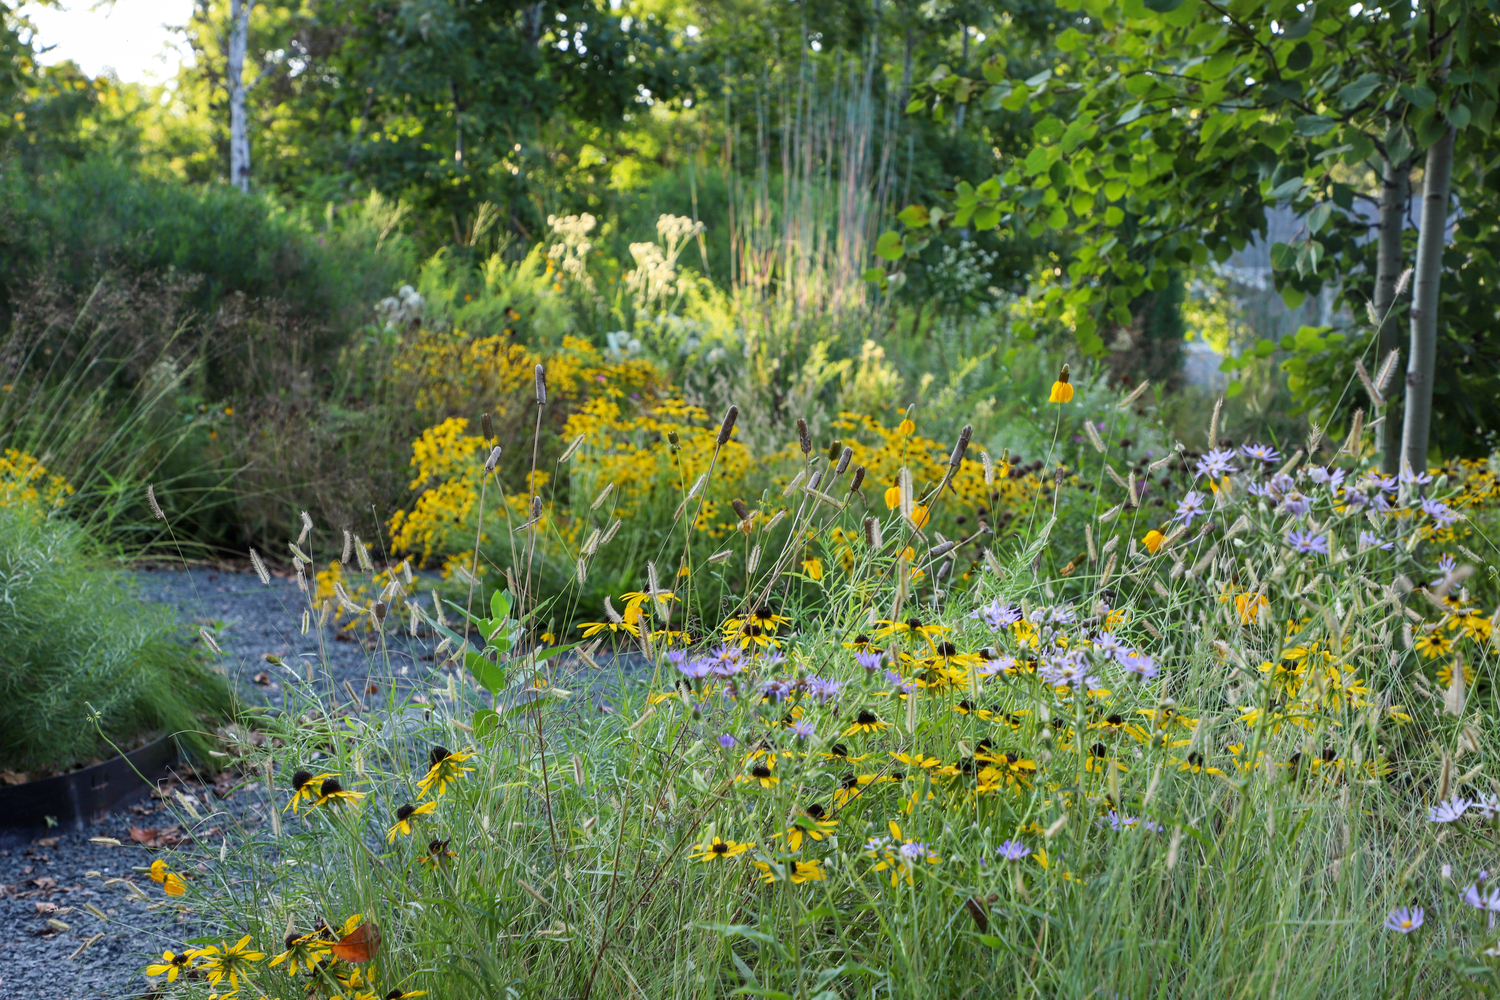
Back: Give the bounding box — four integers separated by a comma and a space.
140, 375, 1500, 999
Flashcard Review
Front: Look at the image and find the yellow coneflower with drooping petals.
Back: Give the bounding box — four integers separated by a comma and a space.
688, 836, 753, 862
1049, 365, 1074, 403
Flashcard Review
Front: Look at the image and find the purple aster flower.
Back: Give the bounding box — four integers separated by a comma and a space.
1038, 651, 1101, 690
1420, 497, 1460, 527
1431, 554, 1460, 588
1360, 471, 1398, 493
1358, 531, 1394, 552
1240, 443, 1281, 463
996, 839, 1029, 861
760, 679, 792, 703
1092, 632, 1129, 661
978, 654, 1019, 677
1140, 818, 1164, 833
1474, 795, 1500, 820
760, 650, 788, 667
898, 840, 934, 861
806, 676, 845, 703
1047, 605, 1078, 625
1193, 448, 1239, 480
854, 649, 884, 672
1384, 907, 1424, 933
1341, 488, 1370, 511
1430, 797, 1471, 824
789, 719, 816, 740
1244, 481, 1270, 497
1268, 472, 1295, 497
1305, 465, 1346, 491
1102, 811, 1138, 831
1120, 651, 1159, 679
1173, 490, 1208, 526
973, 599, 1023, 629
1285, 530, 1329, 556
1399, 464, 1434, 487
1371, 491, 1394, 515
673, 654, 712, 679
1279, 491, 1312, 518
883, 670, 916, 694
1464, 881, 1500, 911
717, 734, 739, 749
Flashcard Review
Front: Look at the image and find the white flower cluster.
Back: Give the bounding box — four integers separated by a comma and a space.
374, 284, 425, 330
625, 214, 705, 313
931, 239, 1004, 311
546, 213, 598, 292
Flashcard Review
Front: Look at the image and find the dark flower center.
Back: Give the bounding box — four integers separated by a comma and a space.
840, 773, 858, 789
751, 765, 772, 779
905, 618, 923, 630
958, 700, 975, 712
320, 778, 343, 796
291, 769, 313, 790
1187, 752, 1205, 767
936, 642, 958, 656
1106, 714, 1123, 725
429, 746, 451, 766
853, 634, 870, 645
806, 803, 826, 819
1091, 743, 1107, 758
712, 842, 729, 854
754, 606, 774, 621
829, 743, 849, 757
396, 804, 416, 821
856, 710, 878, 725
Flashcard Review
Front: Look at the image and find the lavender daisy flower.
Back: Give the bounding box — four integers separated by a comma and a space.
1120, 651, 1159, 679
978, 654, 1019, 677
1173, 490, 1208, 526
1279, 492, 1312, 518
674, 655, 712, 679
1240, 443, 1281, 463
996, 839, 1029, 861
854, 649, 884, 672
717, 734, 738, 749
1305, 465, 1346, 491
973, 599, 1023, 629
1244, 481, 1270, 497
1371, 492, 1394, 515
1361, 472, 1398, 493
1092, 632, 1129, 661
760, 679, 792, 703
1429, 797, 1471, 824
1047, 605, 1078, 625
806, 676, 845, 704
1358, 531, 1394, 552
1103, 811, 1138, 831
761, 650, 788, 667
1140, 818, 1164, 833
1193, 448, 1239, 480
1420, 497, 1460, 527
898, 840, 936, 861
789, 719, 816, 740
709, 645, 744, 677
1473, 794, 1500, 820
883, 670, 915, 695
1038, 651, 1101, 690
1286, 530, 1329, 556
1341, 488, 1369, 511
1464, 882, 1500, 911
1384, 907, 1424, 933
1399, 465, 1434, 487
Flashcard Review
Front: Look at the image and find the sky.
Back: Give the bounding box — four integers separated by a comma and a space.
20, 0, 196, 83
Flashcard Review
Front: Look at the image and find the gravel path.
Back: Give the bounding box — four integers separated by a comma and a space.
0, 564, 650, 1000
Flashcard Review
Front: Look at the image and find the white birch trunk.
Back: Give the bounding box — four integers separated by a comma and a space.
227, 0, 254, 193
1400, 126, 1456, 477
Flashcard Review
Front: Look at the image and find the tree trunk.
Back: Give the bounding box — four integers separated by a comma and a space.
1374, 155, 1410, 474
1400, 125, 1456, 478
227, 0, 254, 193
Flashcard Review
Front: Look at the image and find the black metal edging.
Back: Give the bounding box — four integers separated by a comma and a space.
0, 736, 179, 832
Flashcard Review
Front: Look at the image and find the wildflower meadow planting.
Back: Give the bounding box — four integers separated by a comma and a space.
7, 0, 1500, 996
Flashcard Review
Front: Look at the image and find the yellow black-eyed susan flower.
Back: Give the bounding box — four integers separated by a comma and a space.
385, 989, 430, 999
755, 857, 827, 884
417, 746, 475, 800
268, 929, 333, 976
800, 557, 825, 580
1171, 751, 1224, 775
1414, 631, 1453, 659
314, 777, 366, 807
688, 836, 753, 862
145, 949, 194, 981
194, 935, 265, 989
578, 617, 641, 639
1142, 529, 1165, 554
738, 760, 780, 788
1048, 365, 1074, 403
842, 709, 890, 736
146, 858, 187, 896
873, 617, 948, 641
284, 769, 336, 813
387, 801, 438, 842
418, 838, 456, 869
774, 804, 840, 852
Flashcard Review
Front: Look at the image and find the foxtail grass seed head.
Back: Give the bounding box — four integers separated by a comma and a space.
484, 445, 502, 473
409, 602, 419, 636
1085, 525, 1096, 563
864, 516, 882, 549
319, 599, 331, 628
1395, 266, 1413, 299
560, 433, 585, 462
146, 484, 165, 520
1340, 409, 1365, 456
762, 509, 787, 533
782, 471, 806, 498
797, 417, 811, 456
707, 549, 733, 564
481, 412, 494, 440
1376, 349, 1401, 393
1149, 453, 1176, 473
1106, 463, 1128, 490
1354, 360, 1385, 407
647, 561, 660, 600
534, 364, 547, 406
1100, 503, 1124, 522
1118, 379, 1151, 409
199, 628, 222, 655
849, 466, 866, 492
590, 483, 614, 510
1126, 471, 1138, 507
342, 529, 353, 564
717, 405, 739, 446
582, 529, 601, 557
298, 510, 313, 545
354, 536, 374, 572
374, 601, 388, 622
748, 544, 761, 575
431, 590, 447, 627
899, 467, 913, 517
732, 498, 751, 523
531, 495, 543, 520
295, 561, 307, 593
1166, 826, 1182, 869
835, 446, 852, 476
289, 541, 312, 565
949, 424, 973, 468
601, 518, 623, 546
301, 609, 309, 635
687, 473, 707, 501
1085, 421, 1106, 454
603, 596, 623, 624
249, 548, 270, 585
576, 557, 587, 585
1364, 299, 1380, 326
1208, 395, 1223, 448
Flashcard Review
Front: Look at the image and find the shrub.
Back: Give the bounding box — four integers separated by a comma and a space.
0, 458, 231, 772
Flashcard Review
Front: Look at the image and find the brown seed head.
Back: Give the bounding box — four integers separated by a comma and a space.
797, 418, 811, 456
717, 405, 739, 446
481, 412, 494, 440
534, 365, 547, 406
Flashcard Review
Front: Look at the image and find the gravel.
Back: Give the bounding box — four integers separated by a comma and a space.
0, 564, 651, 999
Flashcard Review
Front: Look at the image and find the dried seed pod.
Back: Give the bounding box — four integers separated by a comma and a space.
667, 430, 680, 449
731, 498, 751, 522
864, 516, 882, 549
481, 412, 495, 440
531, 495, 543, 520
374, 601, 388, 622
827, 439, 842, 462
849, 466, 866, 492
484, 446, 502, 473
835, 446, 852, 476
948, 425, 972, 469
534, 364, 548, 406
716, 405, 739, 446
797, 418, 812, 456
590, 483, 615, 510
560, 434, 585, 462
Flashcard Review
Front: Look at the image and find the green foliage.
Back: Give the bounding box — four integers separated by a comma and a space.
0, 505, 232, 772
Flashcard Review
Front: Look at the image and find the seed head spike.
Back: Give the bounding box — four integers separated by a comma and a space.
797, 418, 812, 456
835, 446, 852, 476
716, 405, 739, 446
481, 412, 495, 440
534, 365, 548, 406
